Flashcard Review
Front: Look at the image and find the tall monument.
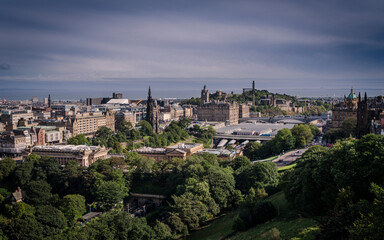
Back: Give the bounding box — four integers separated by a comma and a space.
252, 80, 255, 106
201, 85, 209, 105
146, 86, 159, 133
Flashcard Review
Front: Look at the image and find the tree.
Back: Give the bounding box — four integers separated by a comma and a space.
243, 141, 263, 160
60, 194, 87, 224
14, 157, 37, 186
203, 166, 235, 209
138, 120, 153, 136
171, 192, 209, 229
309, 124, 321, 136
274, 128, 295, 153
291, 124, 314, 148
167, 213, 184, 233
235, 162, 278, 193
4, 216, 43, 240
232, 156, 251, 170
153, 220, 172, 240
284, 135, 384, 215
342, 117, 357, 137
9, 202, 36, 219
24, 180, 52, 206
67, 134, 90, 145
93, 179, 128, 210
349, 183, 384, 240
0, 158, 16, 181
36, 205, 66, 237
117, 120, 133, 136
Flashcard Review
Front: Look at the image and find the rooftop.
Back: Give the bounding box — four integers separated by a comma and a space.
167, 143, 203, 149
216, 121, 295, 136
33, 144, 100, 152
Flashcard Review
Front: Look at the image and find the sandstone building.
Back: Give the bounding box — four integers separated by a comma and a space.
66, 110, 115, 137
30, 144, 108, 167
332, 88, 358, 128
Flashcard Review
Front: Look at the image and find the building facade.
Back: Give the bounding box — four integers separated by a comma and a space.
197, 102, 239, 125
332, 88, 358, 128
30, 145, 108, 167
66, 110, 115, 137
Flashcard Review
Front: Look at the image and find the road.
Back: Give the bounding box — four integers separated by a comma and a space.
272, 148, 308, 167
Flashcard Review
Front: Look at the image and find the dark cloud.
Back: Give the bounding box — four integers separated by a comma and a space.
0, 63, 10, 70
0, 0, 383, 98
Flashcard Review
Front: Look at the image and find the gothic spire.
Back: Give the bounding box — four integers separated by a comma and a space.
148, 86, 152, 98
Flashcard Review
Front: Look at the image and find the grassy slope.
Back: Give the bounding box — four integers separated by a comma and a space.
188, 192, 319, 240
188, 210, 239, 240
278, 163, 297, 172
229, 192, 319, 240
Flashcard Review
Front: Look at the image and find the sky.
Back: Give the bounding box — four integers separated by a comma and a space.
0, 0, 383, 100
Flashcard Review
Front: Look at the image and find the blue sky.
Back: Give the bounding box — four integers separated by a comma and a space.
0, 0, 383, 99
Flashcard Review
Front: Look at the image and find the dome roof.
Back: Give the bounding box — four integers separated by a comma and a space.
347, 88, 357, 99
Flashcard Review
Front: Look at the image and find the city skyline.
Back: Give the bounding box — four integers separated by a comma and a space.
1, 0, 383, 99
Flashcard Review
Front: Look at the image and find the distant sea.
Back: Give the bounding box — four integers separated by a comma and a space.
1, 88, 383, 101
0, 78, 383, 100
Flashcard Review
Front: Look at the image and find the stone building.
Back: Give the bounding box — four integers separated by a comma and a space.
30, 144, 108, 167
134, 143, 204, 161
183, 105, 194, 118
0, 130, 36, 155
134, 147, 187, 161
239, 104, 250, 118
0, 110, 34, 131
356, 93, 384, 138
115, 106, 146, 128
197, 101, 239, 125
66, 110, 115, 137
332, 88, 358, 128
197, 85, 239, 125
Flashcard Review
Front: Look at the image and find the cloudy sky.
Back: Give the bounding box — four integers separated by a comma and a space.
0, 0, 383, 99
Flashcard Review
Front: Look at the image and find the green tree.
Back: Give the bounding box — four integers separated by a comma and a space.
36, 205, 66, 237
4, 216, 43, 240
14, 156, 38, 186
349, 183, 384, 240
232, 156, 251, 170
171, 192, 209, 229
274, 128, 295, 153
0, 158, 16, 181
60, 194, 87, 224
342, 117, 357, 137
9, 202, 35, 219
167, 213, 184, 233
243, 141, 263, 160
291, 124, 314, 148
93, 179, 128, 210
67, 134, 90, 145
24, 180, 52, 206
154, 220, 172, 240
138, 120, 153, 136
235, 162, 278, 193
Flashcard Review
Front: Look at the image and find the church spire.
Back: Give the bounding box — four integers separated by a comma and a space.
148, 86, 152, 98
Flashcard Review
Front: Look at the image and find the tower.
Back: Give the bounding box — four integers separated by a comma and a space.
48, 94, 51, 108
356, 92, 369, 138
201, 85, 209, 105
146, 86, 159, 133
252, 80, 255, 106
